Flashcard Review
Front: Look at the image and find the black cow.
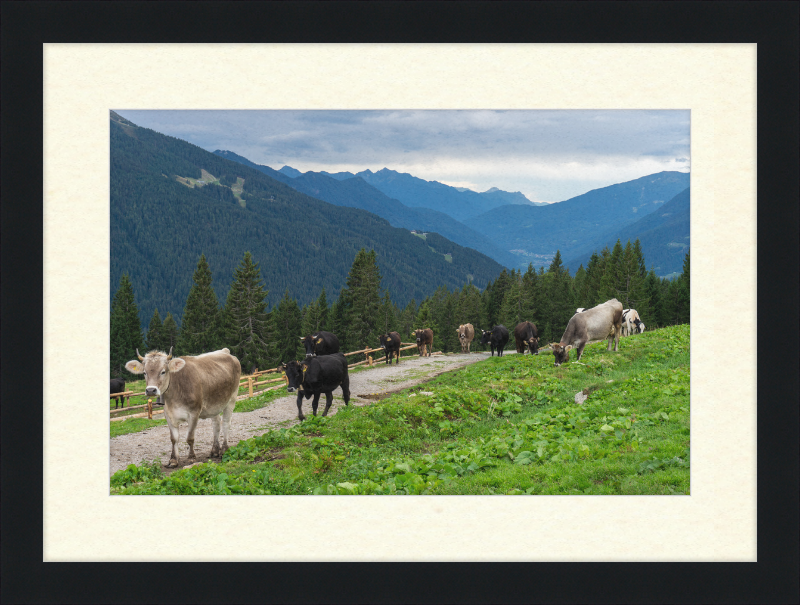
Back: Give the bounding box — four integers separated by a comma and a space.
378, 332, 402, 365
513, 321, 540, 355
299, 331, 340, 358
480, 325, 510, 357
110, 378, 126, 409
280, 353, 351, 421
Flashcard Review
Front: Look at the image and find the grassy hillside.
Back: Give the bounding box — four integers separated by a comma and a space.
112, 324, 690, 495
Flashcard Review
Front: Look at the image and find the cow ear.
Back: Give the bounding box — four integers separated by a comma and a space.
169, 357, 186, 373
564, 345, 573, 352
125, 360, 144, 374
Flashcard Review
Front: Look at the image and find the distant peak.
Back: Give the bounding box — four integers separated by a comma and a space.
279, 165, 303, 178
484, 187, 500, 193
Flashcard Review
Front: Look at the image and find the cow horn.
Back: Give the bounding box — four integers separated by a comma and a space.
136, 348, 144, 361
299, 337, 305, 342
166, 346, 173, 360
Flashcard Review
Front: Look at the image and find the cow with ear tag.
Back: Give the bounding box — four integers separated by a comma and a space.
125, 347, 241, 468
280, 352, 350, 421
299, 330, 340, 358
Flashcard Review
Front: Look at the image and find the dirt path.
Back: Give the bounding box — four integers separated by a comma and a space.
109, 351, 517, 476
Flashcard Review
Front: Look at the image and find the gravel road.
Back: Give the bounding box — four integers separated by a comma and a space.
109, 351, 517, 476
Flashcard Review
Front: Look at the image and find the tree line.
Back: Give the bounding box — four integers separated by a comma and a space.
110, 239, 690, 378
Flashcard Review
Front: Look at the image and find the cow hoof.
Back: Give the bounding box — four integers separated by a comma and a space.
187, 456, 196, 464
166, 459, 178, 468
211, 447, 220, 458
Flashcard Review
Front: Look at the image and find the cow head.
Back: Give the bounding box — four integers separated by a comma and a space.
414, 330, 424, 344
125, 347, 184, 397
378, 334, 392, 350
550, 343, 572, 366
528, 336, 540, 355
636, 320, 645, 334
299, 333, 324, 357
280, 360, 307, 393
480, 330, 492, 345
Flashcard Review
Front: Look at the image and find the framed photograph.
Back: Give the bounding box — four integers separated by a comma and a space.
4, 2, 796, 603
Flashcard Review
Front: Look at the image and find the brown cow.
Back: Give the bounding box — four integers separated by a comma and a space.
550, 298, 623, 366
455, 323, 474, 353
513, 321, 540, 355
125, 347, 241, 468
413, 328, 434, 357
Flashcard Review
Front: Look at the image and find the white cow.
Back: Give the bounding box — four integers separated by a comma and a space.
621, 309, 644, 336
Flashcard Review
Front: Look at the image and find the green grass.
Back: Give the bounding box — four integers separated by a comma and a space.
112, 324, 689, 495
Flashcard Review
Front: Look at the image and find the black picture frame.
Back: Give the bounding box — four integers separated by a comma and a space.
2, 2, 797, 603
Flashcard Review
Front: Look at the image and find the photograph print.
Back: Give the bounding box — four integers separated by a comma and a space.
109, 109, 690, 495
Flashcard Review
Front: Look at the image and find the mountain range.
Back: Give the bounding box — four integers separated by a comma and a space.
564, 187, 690, 276
111, 112, 505, 329
221, 147, 690, 276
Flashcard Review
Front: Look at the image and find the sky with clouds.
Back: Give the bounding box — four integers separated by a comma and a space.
114, 110, 690, 204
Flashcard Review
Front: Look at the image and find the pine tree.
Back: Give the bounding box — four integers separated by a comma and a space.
316, 287, 329, 333
599, 241, 623, 302
110, 273, 143, 377
162, 313, 180, 353
633, 239, 647, 278
269, 290, 303, 364
398, 298, 417, 340
676, 251, 690, 324
340, 249, 382, 350
543, 250, 575, 343
378, 291, 397, 336
499, 269, 523, 330
179, 254, 223, 355
644, 269, 664, 329
145, 308, 165, 352
223, 252, 270, 373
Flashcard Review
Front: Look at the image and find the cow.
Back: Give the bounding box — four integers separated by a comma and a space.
480, 325, 510, 357
413, 328, 434, 357
378, 332, 402, 365
456, 323, 475, 354
125, 347, 241, 468
299, 331, 340, 358
550, 298, 623, 366
280, 353, 350, 421
513, 321, 540, 355
110, 378, 126, 409
621, 309, 644, 336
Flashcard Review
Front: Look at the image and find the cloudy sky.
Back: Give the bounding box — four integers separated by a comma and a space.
114, 110, 690, 204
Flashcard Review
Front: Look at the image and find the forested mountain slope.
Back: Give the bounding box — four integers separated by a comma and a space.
111, 112, 505, 329
214, 150, 519, 268
464, 171, 690, 267
564, 187, 690, 276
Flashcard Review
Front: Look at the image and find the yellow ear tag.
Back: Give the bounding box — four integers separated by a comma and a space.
316, 338, 323, 344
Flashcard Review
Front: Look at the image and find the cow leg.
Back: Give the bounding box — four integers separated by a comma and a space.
220, 396, 234, 453
296, 392, 305, 421
210, 415, 221, 458
341, 376, 351, 405
322, 391, 333, 416
311, 393, 322, 416
576, 343, 586, 361
185, 414, 199, 463
165, 415, 180, 468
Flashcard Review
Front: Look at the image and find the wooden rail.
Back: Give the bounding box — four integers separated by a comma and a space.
112, 340, 435, 418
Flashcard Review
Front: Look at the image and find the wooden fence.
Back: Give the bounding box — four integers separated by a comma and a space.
111, 341, 440, 419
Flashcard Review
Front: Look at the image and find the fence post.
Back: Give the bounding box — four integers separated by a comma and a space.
147, 399, 153, 420
248, 377, 253, 398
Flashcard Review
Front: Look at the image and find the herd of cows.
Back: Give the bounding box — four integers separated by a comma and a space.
112, 298, 645, 468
